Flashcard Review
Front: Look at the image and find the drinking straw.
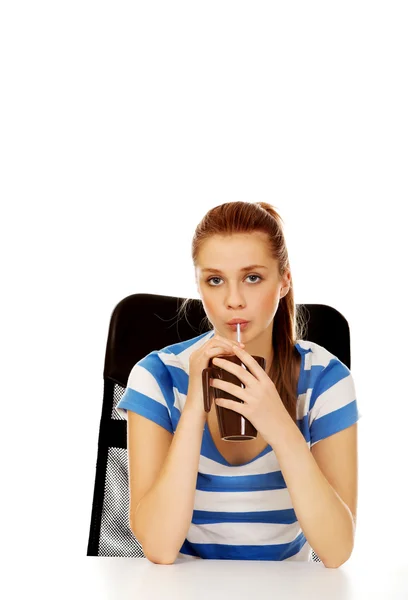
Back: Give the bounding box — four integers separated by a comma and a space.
235, 322, 247, 434
236, 323, 247, 373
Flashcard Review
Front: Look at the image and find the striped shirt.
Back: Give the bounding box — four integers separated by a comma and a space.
117, 329, 361, 561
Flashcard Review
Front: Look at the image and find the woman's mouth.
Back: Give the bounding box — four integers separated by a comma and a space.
227, 322, 250, 331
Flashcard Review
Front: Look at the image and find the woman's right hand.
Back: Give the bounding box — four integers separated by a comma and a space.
185, 334, 245, 416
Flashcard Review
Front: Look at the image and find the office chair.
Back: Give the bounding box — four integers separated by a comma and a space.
87, 293, 351, 562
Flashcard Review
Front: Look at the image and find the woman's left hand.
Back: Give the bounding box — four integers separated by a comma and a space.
210, 345, 291, 442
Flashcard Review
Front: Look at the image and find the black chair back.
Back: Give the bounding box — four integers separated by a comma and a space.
87, 293, 351, 560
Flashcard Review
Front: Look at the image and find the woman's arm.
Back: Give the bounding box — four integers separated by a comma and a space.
265, 414, 357, 568
131, 405, 206, 564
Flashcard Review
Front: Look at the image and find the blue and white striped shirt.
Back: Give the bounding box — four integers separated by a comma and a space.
117, 329, 361, 562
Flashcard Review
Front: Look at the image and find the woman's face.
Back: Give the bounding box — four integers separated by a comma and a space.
195, 232, 291, 344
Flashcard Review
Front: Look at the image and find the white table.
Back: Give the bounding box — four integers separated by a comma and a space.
24, 555, 408, 599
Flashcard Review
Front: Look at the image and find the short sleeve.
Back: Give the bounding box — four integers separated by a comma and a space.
309, 357, 362, 447
116, 353, 174, 435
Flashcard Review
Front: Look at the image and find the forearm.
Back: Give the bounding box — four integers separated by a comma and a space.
131, 406, 206, 564
267, 414, 355, 568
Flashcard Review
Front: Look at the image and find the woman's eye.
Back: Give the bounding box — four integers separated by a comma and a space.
207, 274, 263, 286
247, 274, 261, 283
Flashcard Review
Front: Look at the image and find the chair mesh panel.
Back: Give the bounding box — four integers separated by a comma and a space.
97, 383, 146, 558
111, 383, 126, 420
98, 446, 145, 557
98, 382, 321, 562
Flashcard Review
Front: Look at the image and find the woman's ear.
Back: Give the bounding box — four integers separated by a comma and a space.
280, 270, 291, 298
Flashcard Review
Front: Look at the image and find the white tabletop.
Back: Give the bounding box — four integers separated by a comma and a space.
27, 555, 408, 600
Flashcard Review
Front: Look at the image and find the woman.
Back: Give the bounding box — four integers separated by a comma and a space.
117, 201, 361, 567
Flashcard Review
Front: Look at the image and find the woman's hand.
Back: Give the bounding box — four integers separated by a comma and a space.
210, 345, 291, 442
186, 334, 245, 417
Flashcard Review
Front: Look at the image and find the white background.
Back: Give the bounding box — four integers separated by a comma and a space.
1, 0, 407, 578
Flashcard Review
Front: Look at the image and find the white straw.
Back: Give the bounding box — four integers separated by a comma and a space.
236, 322, 241, 343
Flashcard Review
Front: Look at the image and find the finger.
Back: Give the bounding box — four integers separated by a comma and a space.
213, 335, 245, 349
207, 344, 240, 357
231, 346, 265, 379
221, 341, 245, 350
215, 397, 245, 414
211, 356, 252, 387
211, 378, 246, 401
212, 345, 244, 357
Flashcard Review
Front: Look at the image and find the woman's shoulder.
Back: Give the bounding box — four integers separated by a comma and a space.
295, 339, 352, 387
135, 329, 214, 376
295, 339, 340, 364
158, 329, 214, 371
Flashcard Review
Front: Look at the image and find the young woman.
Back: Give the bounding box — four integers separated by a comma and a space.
117, 201, 361, 567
